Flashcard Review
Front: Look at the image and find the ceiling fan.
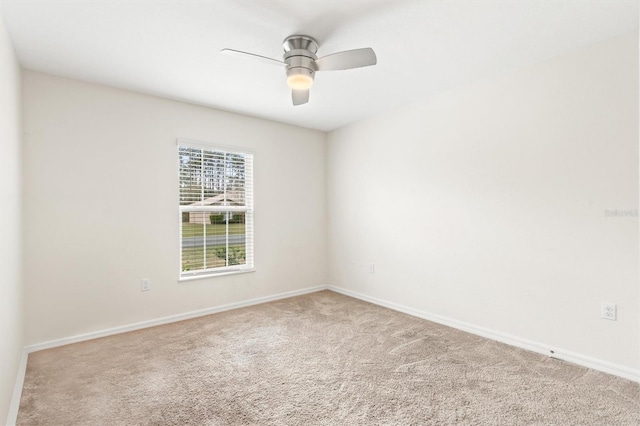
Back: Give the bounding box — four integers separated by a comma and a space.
221, 35, 377, 106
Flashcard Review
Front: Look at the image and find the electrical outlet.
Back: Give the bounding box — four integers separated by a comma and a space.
601, 302, 616, 321
141, 278, 151, 292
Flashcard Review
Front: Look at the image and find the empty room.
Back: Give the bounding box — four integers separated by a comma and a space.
1, 0, 639, 424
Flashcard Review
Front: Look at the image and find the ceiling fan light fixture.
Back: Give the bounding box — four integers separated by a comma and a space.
286, 67, 314, 90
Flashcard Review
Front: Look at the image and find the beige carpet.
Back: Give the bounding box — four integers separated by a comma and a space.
17, 290, 640, 425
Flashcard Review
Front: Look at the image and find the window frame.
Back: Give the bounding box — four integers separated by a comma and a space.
177, 139, 255, 281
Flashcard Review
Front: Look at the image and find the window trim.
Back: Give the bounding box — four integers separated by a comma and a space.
178, 267, 256, 283
177, 139, 254, 281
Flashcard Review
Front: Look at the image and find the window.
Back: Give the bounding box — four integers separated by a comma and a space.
178, 140, 254, 279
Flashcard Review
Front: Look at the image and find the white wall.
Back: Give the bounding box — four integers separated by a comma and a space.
0, 9, 22, 424
327, 32, 639, 370
22, 72, 326, 345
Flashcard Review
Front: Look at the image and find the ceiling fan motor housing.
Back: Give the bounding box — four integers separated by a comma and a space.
283, 35, 318, 83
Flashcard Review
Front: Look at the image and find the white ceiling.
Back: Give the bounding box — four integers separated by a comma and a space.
2, 0, 638, 131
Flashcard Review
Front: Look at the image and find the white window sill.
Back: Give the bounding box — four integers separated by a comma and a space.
179, 268, 256, 282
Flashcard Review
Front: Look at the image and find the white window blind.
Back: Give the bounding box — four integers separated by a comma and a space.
178, 140, 254, 278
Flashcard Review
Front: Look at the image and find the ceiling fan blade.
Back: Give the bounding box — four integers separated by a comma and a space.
220, 48, 285, 67
315, 48, 377, 71
292, 89, 309, 106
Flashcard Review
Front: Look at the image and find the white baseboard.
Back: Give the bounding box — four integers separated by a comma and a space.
6, 348, 28, 426
25, 285, 327, 354
328, 285, 640, 383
